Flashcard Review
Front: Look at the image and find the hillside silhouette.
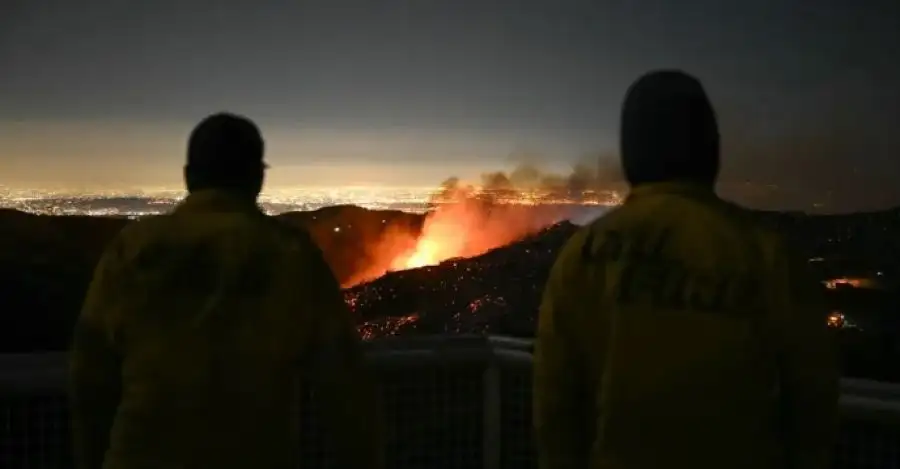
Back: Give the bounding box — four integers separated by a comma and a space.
3, 203, 900, 382
0, 205, 424, 353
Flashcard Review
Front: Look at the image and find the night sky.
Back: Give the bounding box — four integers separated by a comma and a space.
1, 0, 898, 210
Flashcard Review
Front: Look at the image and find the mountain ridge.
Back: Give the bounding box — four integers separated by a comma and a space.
2, 203, 900, 353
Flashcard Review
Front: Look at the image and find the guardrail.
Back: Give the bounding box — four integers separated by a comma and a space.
1, 335, 899, 469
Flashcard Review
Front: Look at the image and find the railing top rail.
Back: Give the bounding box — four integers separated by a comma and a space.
362, 334, 493, 352
840, 377, 900, 400
2, 335, 900, 403
840, 395, 900, 425
487, 335, 534, 351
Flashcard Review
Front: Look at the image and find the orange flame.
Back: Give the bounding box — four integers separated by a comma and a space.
389, 193, 573, 271
390, 204, 472, 269
343, 186, 602, 287
397, 238, 444, 269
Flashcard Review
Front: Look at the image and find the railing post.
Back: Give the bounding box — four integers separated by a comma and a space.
483, 353, 502, 469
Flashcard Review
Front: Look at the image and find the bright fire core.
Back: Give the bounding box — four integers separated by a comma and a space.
395, 239, 443, 269
343, 186, 620, 286
383, 199, 579, 273
390, 212, 471, 269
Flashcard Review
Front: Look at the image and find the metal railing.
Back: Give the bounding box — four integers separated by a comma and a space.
2, 335, 900, 469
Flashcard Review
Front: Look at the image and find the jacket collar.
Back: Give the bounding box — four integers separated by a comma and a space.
173, 189, 263, 215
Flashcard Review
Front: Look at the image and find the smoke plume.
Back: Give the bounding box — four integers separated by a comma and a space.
436, 154, 626, 203
347, 155, 624, 286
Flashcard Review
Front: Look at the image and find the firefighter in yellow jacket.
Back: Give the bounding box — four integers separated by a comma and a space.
534, 71, 839, 469
69, 113, 383, 469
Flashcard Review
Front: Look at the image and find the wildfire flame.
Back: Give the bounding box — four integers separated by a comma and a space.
395, 238, 444, 269
342, 180, 621, 286
387, 192, 578, 271
389, 207, 469, 269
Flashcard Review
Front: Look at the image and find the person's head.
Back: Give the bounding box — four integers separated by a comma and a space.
184, 112, 267, 199
619, 70, 720, 188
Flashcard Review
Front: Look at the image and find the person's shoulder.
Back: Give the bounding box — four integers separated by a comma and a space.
712, 201, 808, 274
588, 198, 664, 235
564, 207, 629, 262
693, 196, 775, 242
112, 214, 172, 249
718, 201, 788, 245
260, 215, 309, 239
553, 221, 603, 272
588, 204, 625, 229
257, 215, 319, 252
579, 204, 632, 245
85, 215, 175, 270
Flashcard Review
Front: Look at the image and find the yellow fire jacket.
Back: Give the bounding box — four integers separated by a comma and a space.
534, 181, 839, 469
69, 190, 382, 469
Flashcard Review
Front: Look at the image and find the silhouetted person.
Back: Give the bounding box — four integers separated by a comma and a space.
69, 112, 383, 469
533, 71, 839, 469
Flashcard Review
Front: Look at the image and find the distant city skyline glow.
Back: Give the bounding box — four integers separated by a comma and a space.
0, 118, 615, 190
1, 0, 899, 211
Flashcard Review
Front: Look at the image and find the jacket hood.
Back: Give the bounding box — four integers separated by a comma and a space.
619, 70, 720, 187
